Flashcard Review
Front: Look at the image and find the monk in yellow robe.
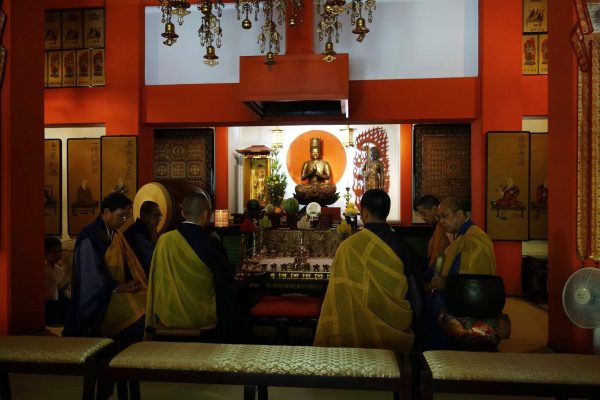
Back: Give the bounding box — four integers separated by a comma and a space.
414, 195, 451, 270
146, 193, 238, 342
432, 196, 496, 284
422, 196, 496, 350
314, 189, 414, 359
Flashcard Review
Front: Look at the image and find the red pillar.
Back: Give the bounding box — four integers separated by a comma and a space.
0, 0, 45, 334
476, 0, 524, 296
547, 1, 590, 353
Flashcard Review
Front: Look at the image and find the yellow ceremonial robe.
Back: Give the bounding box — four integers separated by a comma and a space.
440, 224, 496, 277
314, 228, 414, 357
145, 229, 217, 329
101, 231, 147, 337
428, 222, 451, 268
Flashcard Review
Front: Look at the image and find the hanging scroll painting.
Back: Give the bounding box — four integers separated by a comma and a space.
67, 138, 101, 235
486, 131, 530, 240
101, 136, 137, 202
44, 139, 62, 236
529, 133, 548, 240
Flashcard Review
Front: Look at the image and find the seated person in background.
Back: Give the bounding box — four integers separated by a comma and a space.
64, 192, 147, 342
414, 195, 451, 272
124, 201, 162, 276
314, 189, 414, 359
424, 196, 496, 349
44, 237, 69, 326
146, 193, 239, 342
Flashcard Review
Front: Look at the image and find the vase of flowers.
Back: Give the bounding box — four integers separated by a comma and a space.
266, 148, 287, 208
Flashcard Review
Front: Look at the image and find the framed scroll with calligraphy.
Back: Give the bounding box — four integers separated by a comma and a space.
67, 138, 101, 236
486, 131, 530, 240
101, 136, 137, 202
529, 133, 548, 240
44, 139, 62, 236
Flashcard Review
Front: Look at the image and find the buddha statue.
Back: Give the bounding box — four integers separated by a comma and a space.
361, 146, 385, 190
294, 138, 339, 206
300, 138, 333, 184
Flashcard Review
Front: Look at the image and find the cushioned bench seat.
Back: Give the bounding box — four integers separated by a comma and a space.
420, 350, 600, 399
104, 342, 408, 400
0, 335, 115, 400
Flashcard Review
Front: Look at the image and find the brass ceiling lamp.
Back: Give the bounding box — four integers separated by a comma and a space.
316, 0, 376, 62
259, 1, 282, 69
159, 0, 192, 46
197, 0, 224, 67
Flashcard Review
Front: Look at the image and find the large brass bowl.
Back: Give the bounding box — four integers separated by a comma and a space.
294, 184, 339, 206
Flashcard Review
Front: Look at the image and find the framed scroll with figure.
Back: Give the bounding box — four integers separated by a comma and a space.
523, 0, 547, 33
101, 136, 137, 202
61, 10, 83, 49
486, 131, 530, 240
44, 139, 62, 236
67, 138, 101, 236
522, 35, 539, 75
529, 133, 548, 240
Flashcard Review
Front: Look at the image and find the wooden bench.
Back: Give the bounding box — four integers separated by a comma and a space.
101, 342, 409, 400
420, 350, 600, 399
0, 335, 115, 400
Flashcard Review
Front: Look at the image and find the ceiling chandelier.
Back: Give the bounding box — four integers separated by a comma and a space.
158, 0, 375, 66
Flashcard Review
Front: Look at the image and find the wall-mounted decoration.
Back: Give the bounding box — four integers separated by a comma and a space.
44, 11, 61, 50
101, 136, 137, 202
47, 50, 62, 87
522, 35, 539, 75
154, 128, 215, 196
486, 131, 530, 241
67, 138, 101, 236
44, 139, 62, 236
529, 133, 548, 240
83, 9, 104, 48
587, 0, 600, 32
523, 0, 547, 33
413, 124, 471, 216
90, 48, 105, 86
62, 49, 76, 87
44, 8, 105, 88
62, 10, 82, 49
77, 49, 91, 86
538, 34, 548, 74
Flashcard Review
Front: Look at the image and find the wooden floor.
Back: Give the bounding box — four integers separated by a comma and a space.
8, 297, 550, 400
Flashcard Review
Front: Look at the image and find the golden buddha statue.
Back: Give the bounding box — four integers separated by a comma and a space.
300, 138, 333, 184
294, 138, 339, 206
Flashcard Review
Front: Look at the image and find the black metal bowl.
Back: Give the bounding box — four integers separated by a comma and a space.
444, 274, 506, 319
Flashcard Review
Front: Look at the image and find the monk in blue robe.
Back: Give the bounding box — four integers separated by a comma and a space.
64, 192, 147, 341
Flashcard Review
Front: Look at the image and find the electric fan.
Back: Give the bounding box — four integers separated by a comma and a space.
562, 267, 600, 354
